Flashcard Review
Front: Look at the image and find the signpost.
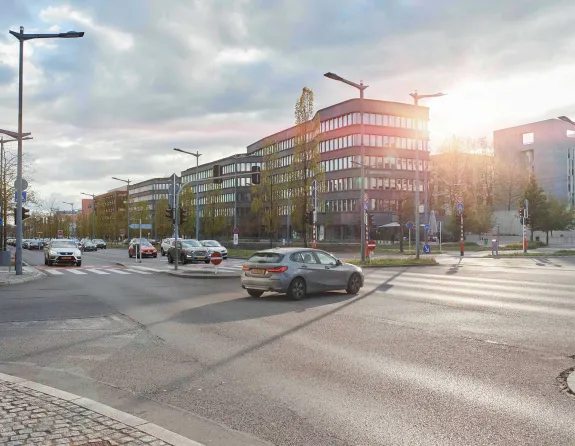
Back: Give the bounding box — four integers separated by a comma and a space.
233, 226, 239, 246
210, 251, 223, 275
423, 244, 430, 254
13, 191, 26, 203
406, 221, 414, 252
456, 203, 464, 213
120, 229, 125, 237
57, 229, 63, 239
367, 239, 376, 260
458, 197, 464, 257
129, 223, 152, 230
424, 224, 430, 232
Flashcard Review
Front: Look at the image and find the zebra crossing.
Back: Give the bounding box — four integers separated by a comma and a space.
37, 266, 155, 276
360, 268, 575, 319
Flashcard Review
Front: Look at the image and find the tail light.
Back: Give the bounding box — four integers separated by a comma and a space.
242, 266, 250, 271
267, 266, 288, 273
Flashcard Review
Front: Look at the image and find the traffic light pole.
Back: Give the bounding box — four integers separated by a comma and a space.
460, 213, 464, 257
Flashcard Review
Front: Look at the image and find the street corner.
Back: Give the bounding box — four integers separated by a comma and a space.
0, 371, 205, 446
0, 265, 46, 286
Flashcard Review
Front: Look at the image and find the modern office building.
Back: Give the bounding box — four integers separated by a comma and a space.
180, 98, 430, 240
494, 118, 575, 207
128, 177, 172, 229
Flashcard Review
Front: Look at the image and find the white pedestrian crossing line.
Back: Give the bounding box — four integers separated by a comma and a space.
67, 269, 88, 275
43, 269, 63, 275
84, 269, 110, 275
107, 269, 130, 275
124, 268, 152, 274
38, 266, 159, 277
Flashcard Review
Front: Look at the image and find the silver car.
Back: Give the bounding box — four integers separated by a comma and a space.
44, 239, 82, 267
241, 248, 364, 300
200, 240, 228, 259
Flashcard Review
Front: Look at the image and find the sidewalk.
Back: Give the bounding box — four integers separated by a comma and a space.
0, 266, 44, 286
0, 372, 203, 446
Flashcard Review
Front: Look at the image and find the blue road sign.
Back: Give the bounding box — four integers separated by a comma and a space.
129, 223, 153, 229
406, 221, 414, 229
0, 217, 3, 227
424, 224, 430, 231
457, 203, 464, 213
364, 202, 369, 211
423, 244, 431, 254
14, 191, 26, 203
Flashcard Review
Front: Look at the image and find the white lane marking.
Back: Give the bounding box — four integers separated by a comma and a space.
84, 269, 110, 275
43, 269, 63, 275
107, 269, 130, 275
67, 269, 87, 275
124, 268, 151, 275
128, 266, 163, 272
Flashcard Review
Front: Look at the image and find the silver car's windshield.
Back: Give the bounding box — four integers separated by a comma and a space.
51, 241, 77, 248
248, 252, 285, 263
202, 240, 220, 247
182, 240, 202, 247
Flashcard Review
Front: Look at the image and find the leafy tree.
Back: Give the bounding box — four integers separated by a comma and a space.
519, 178, 548, 241
201, 184, 226, 238
397, 193, 415, 252
540, 197, 575, 244
494, 156, 528, 211
251, 142, 284, 246
154, 198, 173, 239
289, 87, 323, 247
178, 187, 197, 238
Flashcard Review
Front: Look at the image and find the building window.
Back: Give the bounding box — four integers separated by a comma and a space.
522, 132, 534, 145
567, 130, 575, 138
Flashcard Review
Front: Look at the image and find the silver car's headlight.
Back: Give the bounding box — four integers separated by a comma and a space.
74, 250, 81, 257
49, 250, 57, 256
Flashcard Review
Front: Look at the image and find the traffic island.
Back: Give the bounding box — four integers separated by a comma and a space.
0, 265, 45, 285
346, 257, 438, 268
165, 269, 240, 279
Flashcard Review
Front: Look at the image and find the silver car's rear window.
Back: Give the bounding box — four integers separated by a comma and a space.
248, 252, 285, 263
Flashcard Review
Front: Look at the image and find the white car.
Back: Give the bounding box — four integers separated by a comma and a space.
200, 240, 228, 259
44, 239, 82, 267
160, 238, 174, 256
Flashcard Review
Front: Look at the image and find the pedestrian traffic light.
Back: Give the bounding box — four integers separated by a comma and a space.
22, 208, 30, 220
519, 207, 525, 217
305, 210, 314, 225
251, 166, 261, 185
368, 214, 375, 227
525, 217, 531, 226
213, 164, 223, 184
179, 208, 188, 225
165, 208, 174, 220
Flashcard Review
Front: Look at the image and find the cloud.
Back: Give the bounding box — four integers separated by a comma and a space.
2, 0, 575, 207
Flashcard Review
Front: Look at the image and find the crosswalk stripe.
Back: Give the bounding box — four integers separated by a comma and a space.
84, 269, 110, 275
43, 269, 63, 275
124, 268, 152, 274
66, 269, 87, 275
107, 269, 131, 275
129, 266, 163, 272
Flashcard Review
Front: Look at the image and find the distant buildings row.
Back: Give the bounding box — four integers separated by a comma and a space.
81, 96, 575, 240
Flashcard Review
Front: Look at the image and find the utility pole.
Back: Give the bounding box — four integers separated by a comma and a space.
523, 199, 529, 253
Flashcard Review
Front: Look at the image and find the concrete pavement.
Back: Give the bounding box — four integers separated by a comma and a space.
1, 252, 574, 445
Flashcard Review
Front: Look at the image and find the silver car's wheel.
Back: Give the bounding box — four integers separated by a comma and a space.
346, 273, 362, 294
247, 289, 263, 298
161, 248, 165, 256
288, 278, 306, 301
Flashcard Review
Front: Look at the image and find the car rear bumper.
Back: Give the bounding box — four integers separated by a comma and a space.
240, 275, 290, 292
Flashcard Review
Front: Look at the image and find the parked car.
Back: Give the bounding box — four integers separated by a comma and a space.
167, 239, 209, 264
27, 239, 44, 250
200, 240, 228, 259
160, 238, 174, 256
44, 239, 82, 266
80, 239, 97, 252
92, 239, 107, 249
241, 248, 364, 300
128, 240, 157, 258
22, 239, 30, 249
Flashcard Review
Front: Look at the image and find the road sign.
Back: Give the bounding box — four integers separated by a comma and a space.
364, 201, 369, 211
424, 224, 430, 231
367, 240, 376, 251
14, 191, 26, 203
233, 233, 239, 245
120, 229, 125, 236
0, 217, 2, 227
210, 251, 223, 266
129, 223, 152, 229
456, 203, 464, 213
457, 196, 463, 204
14, 179, 28, 190
423, 244, 431, 254
57, 229, 63, 239
233, 227, 239, 235
406, 221, 414, 229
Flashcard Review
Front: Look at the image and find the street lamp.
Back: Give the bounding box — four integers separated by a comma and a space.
410, 90, 446, 259
0, 134, 32, 251
62, 201, 75, 238
174, 148, 202, 239
9, 26, 84, 275
81, 193, 96, 239
112, 177, 131, 240
324, 72, 369, 261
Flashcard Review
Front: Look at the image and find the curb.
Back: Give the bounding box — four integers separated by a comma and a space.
0, 266, 45, 286
0, 371, 204, 446
165, 271, 240, 280
568, 370, 575, 394
357, 262, 439, 268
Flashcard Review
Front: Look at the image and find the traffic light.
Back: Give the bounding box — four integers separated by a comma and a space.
519, 207, 525, 217
213, 164, 223, 184
368, 214, 375, 227
251, 166, 261, 185
525, 217, 531, 226
165, 208, 174, 220
179, 208, 188, 225
22, 208, 30, 220
305, 210, 314, 224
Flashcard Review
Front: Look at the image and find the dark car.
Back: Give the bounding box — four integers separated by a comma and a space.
28, 240, 44, 250
92, 239, 107, 249
80, 239, 97, 252
167, 239, 209, 264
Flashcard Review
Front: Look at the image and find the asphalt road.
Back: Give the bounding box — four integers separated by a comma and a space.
1, 249, 574, 445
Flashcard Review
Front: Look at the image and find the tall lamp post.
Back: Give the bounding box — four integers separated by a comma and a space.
9, 27, 84, 275
81, 193, 96, 239
62, 201, 75, 238
0, 133, 32, 251
325, 72, 369, 261
409, 90, 446, 258
112, 177, 131, 240
173, 149, 202, 239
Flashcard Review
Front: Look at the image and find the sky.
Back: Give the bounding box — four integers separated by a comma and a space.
2, 0, 575, 209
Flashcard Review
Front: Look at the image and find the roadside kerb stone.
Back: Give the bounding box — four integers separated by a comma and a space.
568, 370, 575, 395
0, 372, 204, 446
0, 266, 45, 286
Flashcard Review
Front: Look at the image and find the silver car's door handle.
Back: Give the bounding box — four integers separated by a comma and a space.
301, 265, 308, 268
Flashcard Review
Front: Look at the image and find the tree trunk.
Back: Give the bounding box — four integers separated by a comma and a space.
399, 227, 404, 253
546, 230, 549, 246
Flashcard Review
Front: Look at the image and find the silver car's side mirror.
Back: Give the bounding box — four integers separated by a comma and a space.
335, 259, 342, 266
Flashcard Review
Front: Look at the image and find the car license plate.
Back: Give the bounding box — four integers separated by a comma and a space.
198, 256, 204, 259
62, 256, 72, 260
252, 269, 265, 275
